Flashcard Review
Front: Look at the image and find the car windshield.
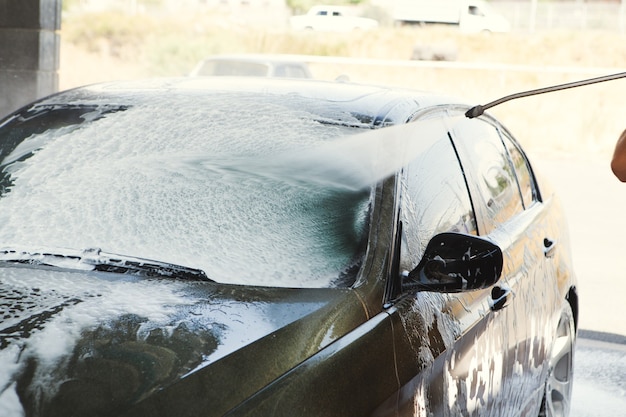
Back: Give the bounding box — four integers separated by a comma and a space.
0, 91, 373, 288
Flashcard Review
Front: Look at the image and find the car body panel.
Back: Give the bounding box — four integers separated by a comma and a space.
1, 266, 370, 416
218, 311, 397, 417
378, 204, 571, 416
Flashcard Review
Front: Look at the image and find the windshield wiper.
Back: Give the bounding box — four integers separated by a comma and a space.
0, 247, 212, 281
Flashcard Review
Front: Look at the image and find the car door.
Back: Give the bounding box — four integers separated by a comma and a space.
375, 109, 514, 416
449, 112, 561, 415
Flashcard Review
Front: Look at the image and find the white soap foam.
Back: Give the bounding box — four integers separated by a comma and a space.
0, 94, 459, 288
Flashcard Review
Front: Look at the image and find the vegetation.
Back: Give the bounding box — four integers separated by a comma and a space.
61, 6, 396, 77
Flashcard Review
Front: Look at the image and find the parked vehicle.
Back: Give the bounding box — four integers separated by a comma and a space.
290, 5, 379, 31
0, 77, 576, 417
189, 54, 313, 79
392, 0, 511, 32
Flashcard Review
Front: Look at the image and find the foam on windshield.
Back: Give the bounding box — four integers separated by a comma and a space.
0, 94, 370, 288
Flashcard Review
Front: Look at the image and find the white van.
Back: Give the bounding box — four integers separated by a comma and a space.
392, 0, 511, 33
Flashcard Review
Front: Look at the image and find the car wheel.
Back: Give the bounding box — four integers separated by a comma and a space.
539, 302, 576, 417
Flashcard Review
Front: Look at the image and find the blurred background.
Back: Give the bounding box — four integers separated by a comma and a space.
52, 0, 626, 154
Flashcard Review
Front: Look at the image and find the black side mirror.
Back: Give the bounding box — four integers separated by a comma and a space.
402, 232, 503, 293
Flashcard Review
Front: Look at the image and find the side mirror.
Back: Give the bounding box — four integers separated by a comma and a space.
402, 232, 503, 293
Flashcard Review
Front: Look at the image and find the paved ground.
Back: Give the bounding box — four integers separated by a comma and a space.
572, 332, 626, 417
531, 150, 626, 336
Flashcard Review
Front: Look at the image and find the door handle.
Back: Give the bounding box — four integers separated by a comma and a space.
489, 285, 510, 311
544, 238, 557, 258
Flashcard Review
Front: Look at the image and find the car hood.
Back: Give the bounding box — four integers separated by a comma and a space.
0, 266, 368, 417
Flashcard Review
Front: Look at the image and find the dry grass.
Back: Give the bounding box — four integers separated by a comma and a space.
59, 9, 626, 155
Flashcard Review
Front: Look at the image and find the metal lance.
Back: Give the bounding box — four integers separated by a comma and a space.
465, 71, 626, 119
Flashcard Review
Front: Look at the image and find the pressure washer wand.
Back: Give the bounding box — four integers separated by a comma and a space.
465, 71, 626, 119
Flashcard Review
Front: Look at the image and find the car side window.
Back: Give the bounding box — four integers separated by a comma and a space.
399, 130, 478, 272
451, 118, 524, 235
499, 130, 536, 208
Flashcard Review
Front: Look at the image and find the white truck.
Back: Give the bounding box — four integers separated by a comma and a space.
392, 0, 510, 33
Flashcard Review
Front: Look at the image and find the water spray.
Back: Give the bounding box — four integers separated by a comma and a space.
465, 71, 626, 119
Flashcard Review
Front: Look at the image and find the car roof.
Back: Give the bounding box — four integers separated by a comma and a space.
26, 77, 469, 128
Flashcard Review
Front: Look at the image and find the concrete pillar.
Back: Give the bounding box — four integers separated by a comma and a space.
0, 0, 61, 119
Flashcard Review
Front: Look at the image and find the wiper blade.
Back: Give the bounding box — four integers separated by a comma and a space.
0, 247, 212, 281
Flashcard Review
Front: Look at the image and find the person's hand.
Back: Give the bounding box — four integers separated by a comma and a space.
611, 129, 626, 182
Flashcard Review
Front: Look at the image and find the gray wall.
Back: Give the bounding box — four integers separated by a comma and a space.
0, 0, 61, 119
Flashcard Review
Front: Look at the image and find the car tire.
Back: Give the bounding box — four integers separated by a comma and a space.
538, 302, 576, 417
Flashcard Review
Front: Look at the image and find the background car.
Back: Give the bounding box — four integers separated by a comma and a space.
289, 5, 379, 32
0, 77, 577, 417
188, 54, 313, 78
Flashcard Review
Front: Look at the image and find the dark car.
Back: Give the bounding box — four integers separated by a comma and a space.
0, 77, 577, 417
